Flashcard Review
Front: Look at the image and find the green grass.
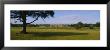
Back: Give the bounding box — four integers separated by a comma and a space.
11, 27, 100, 40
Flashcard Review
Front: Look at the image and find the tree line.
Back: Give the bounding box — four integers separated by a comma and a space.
69, 22, 100, 29
11, 22, 100, 29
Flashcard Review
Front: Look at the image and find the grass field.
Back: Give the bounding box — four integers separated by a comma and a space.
11, 27, 100, 40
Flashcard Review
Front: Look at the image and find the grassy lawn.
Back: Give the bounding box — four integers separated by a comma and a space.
11, 27, 100, 40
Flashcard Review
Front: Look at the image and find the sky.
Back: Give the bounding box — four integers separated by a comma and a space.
11, 10, 100, 24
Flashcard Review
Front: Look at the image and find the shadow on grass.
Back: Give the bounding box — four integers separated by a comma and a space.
26, 32, 88, 37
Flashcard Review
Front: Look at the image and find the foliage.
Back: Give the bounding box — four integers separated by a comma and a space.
11, 10, 54, 33
75, 22, 83, 29
11, 10, 54, 24
95, 22, 100, 27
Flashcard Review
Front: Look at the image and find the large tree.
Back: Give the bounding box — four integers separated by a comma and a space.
11, 10, 54, 34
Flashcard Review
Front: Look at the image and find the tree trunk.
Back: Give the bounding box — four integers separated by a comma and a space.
22, 17, 26, 34
21, 11, 27, 34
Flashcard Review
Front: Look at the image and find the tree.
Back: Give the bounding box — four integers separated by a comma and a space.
75, 22, 83, 29
95, 22, 100, 27
11, 10, 54, 34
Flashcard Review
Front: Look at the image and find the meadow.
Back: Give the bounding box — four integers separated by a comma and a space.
11, 27, 100, 40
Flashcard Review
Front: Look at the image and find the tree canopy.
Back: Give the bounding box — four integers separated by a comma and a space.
11, 10, 54, 24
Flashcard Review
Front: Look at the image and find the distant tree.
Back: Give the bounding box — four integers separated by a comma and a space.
77, 22, 83, 26
11, 10, 54, 34
75, 22, 83, 29
95, 22, 100, 27
69, 24, 74, 27
83, 23, 89, 27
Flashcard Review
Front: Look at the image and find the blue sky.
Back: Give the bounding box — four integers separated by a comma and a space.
11, 10, 100, 24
